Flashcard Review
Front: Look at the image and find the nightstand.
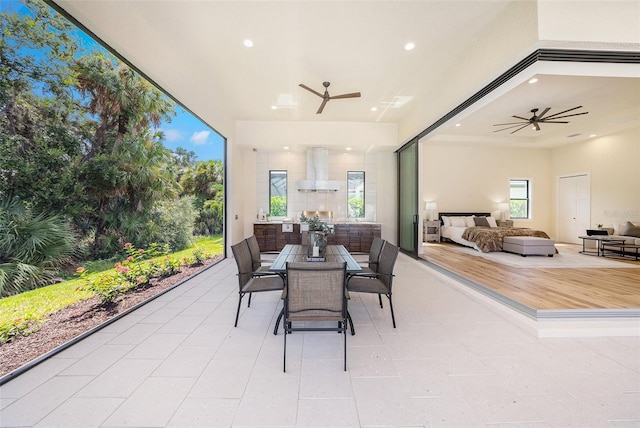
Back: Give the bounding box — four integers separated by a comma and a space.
496, 220, 513, 227
423, 220, 441, 242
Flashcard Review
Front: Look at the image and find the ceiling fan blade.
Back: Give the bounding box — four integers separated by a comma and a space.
299, 84, 324, 98
512, 115, 530, 121
541, 111, 589, 120
494, 121, 528, 126
538, 120, 569, 124
330, 92, 361, 100
509, 123, 532, 134
494, 123, 530, 132
537, 107, 551, 120
534, 122, 540, 131
543, 105, 583, 119
316, 99, 328, 114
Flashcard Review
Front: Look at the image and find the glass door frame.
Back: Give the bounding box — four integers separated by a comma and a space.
396, 138, 422, 258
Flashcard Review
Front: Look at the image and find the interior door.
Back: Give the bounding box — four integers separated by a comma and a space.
558, 174, 590, 244
397, 139, 419, 257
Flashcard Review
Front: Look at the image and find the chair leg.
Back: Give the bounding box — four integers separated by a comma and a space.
378, 294, 383, 308
283, 324, 287, 372
343, 321, 347, 371
347, 311, 356, 335
234, 293, 244, 327
247, 292, 252, 307
387, 294, 396, 328
273, 307, 284, 335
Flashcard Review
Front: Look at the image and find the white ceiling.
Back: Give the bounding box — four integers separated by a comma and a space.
52, 1, 639, 151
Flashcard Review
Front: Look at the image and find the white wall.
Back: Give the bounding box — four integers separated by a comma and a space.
234, 121, 399, 244
551, 127, 640, 230
422, 144, 553, 234
421, 126, 640, 240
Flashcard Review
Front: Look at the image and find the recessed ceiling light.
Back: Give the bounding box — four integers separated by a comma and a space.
345, 147, 352, 151
283, 146, 289, 150
404, 42, 415, 51
371, 107, 378, 112
271, 105, 277, 110
455, 123, 461, 127
243, 39, 254, 48
589, 134, 597, 138
528, 78, 538, 84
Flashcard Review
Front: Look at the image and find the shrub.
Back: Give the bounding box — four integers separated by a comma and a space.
0, 199, 78, 297
145, 196, 197, 251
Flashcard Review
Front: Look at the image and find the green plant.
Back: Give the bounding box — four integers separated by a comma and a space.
0, 199, 78, 298
299, 214, 332, 234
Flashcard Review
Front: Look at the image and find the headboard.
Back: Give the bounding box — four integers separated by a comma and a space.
438, 212, 492, 225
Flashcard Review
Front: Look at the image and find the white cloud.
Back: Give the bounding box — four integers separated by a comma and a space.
162, 128, 185, 142
190, 130, 210, 146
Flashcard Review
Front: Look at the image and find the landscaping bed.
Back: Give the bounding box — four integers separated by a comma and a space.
0, 255, 222, 379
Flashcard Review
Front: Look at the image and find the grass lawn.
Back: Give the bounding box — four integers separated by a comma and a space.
0, 235, 223, 343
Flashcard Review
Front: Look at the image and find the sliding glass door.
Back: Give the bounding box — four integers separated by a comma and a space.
397, 139, 419, 257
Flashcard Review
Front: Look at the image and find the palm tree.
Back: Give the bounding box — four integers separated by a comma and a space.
73, 53, 174, 158
0, 199, 77, 297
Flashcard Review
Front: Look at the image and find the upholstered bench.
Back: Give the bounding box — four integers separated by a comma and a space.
502, 236, 555, 257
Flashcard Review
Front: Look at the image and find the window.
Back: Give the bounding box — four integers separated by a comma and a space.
509, 179, 530, 219
347, 171, 365, 218
269, 170, 287, 217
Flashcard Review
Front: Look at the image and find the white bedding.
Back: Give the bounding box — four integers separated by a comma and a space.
441, 225, 480, 251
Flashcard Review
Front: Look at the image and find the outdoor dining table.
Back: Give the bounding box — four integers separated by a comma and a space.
269, 244, 362, 335
269, 244, 363, 274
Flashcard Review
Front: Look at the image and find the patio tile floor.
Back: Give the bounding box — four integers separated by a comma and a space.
1, 254, 639, 427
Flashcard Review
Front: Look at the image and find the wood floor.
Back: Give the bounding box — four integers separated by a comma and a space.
420, 242, 640, 311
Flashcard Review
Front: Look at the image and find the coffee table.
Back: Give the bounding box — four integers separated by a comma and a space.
600, 242, 640, 260
578, 236, 625, 256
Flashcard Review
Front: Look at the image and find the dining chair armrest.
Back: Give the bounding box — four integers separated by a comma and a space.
253, 271, 280, 277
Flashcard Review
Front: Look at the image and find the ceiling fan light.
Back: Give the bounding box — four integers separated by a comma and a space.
243, 39, 254, 48
404, 42, 415, 51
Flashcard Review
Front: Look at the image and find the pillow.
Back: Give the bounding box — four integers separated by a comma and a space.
614, 222, 630, 236
450, 216, 467, 227
441, 216, 451, 226
465, 216, 476, 227
474, 216, 490, 227
486, 217, 498, 228
624, 221, 640, 238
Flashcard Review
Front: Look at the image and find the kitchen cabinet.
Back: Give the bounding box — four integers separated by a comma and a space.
254, 223, 301, 252
253, 224, 277, 252
330, 223, 381, 253
253, 223, 380, 253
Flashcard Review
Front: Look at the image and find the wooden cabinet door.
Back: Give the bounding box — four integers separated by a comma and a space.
333, 224, 348, 248
348, 225, 361, 252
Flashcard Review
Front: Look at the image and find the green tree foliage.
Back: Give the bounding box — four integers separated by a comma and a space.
270, 196, 287, 217
0, 0, 207, 267
180, 160, 224, 235
0, 199, 77, 297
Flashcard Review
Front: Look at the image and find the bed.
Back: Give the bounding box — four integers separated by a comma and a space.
439, 212, 552, 253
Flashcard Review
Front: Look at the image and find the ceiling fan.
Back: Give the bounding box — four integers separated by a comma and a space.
493, 106, 589, 134
299, 81, 361, 114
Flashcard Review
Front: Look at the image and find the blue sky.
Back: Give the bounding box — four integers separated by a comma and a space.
2, 0, 224, 162
159, 107, 225, 162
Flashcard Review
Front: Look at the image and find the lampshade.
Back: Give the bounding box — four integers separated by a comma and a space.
498, 203, 509, 212
425, 202, 437, 211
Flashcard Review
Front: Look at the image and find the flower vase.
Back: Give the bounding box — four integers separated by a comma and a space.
308, 231, 327, 258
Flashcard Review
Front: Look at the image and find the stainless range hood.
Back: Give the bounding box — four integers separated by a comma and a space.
296, 147, 341, 192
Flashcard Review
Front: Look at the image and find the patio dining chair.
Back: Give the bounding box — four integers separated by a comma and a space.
231, 240, 284, 327
354, 236, 385, 275
283, 261, 349, 372
246, 234, 272, 273
347, 241, 400, 328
